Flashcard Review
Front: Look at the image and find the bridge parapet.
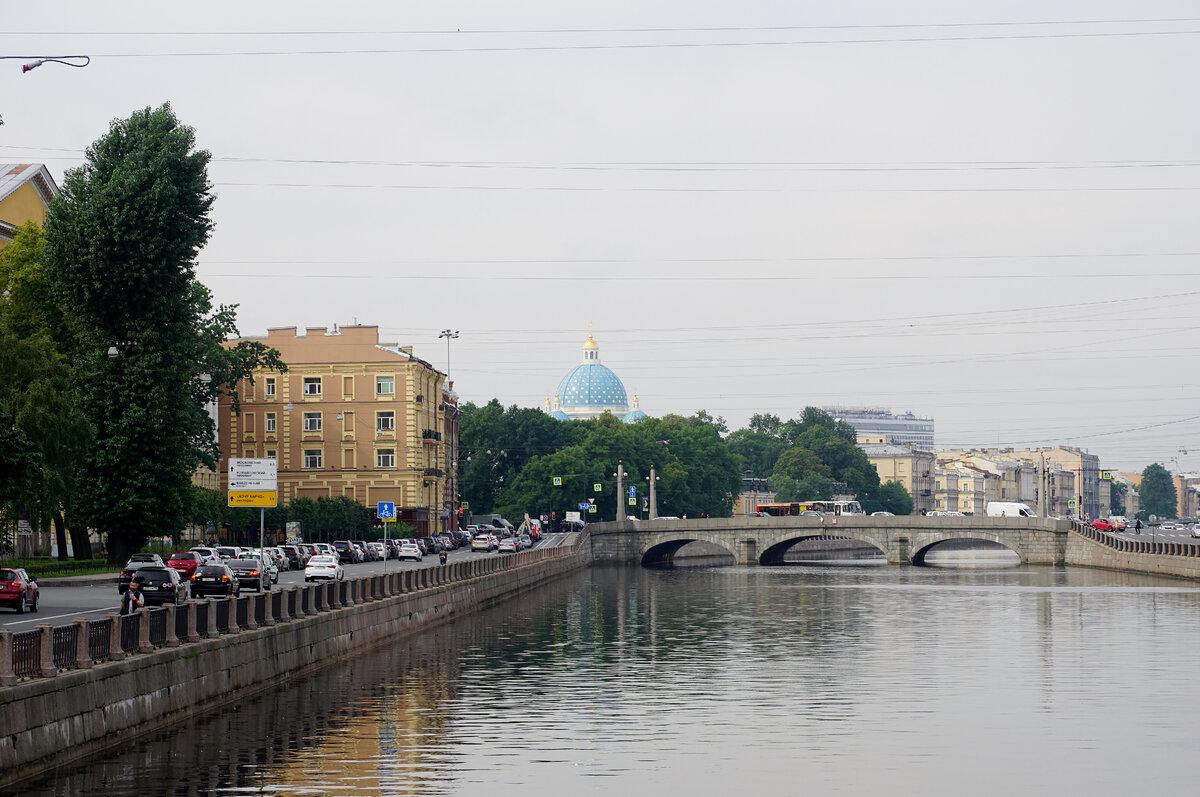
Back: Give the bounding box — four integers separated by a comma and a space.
588, 516, 1072, 566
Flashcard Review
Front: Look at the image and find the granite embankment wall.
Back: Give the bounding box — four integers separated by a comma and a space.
0, 542, 588, 790
1066, 522, 1200, 579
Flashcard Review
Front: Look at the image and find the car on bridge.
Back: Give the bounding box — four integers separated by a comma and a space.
1091, 518, 1117, 532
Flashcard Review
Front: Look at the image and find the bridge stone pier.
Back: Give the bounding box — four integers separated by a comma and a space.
587, 516, 1072, 567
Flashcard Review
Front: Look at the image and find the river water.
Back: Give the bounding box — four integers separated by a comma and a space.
24, 562, 1200, 796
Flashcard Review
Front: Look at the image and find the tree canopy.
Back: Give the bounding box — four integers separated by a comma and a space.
1137, 463, 1178, 521
41, 104, 282, 562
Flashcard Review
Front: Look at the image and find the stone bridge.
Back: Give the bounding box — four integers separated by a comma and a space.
586, 515, 1073, 567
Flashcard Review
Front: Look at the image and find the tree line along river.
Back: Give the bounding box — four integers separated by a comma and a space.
21, 559, 1200, 797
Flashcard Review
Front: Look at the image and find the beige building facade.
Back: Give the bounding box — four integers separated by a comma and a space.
860, 442, 935, 515
218, 326, 449, 536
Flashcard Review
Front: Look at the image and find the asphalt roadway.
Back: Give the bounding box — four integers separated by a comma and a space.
0, 534, 572, 631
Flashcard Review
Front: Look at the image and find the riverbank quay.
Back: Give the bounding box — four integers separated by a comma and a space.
0, 534, 589, 790
1068, 520, 1200, 579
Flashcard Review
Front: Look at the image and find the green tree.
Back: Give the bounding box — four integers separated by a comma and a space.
43, 104, 283, 562
866, 481, 914, 515
1137, 463, 1177, 520
0, 223, 92, 559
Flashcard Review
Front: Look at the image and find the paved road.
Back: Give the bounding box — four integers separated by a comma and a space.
0, 535, 571, 631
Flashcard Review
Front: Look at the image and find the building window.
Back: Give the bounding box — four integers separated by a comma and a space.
377, 411, 395, 433
266, 449, 277, 459
376, 375, 395, 396
303, 449, 322, 469
377, 449, 395, 468
303, 377, 322, 396
265, 377, 276, 397
303, 412, 322, 432
265, 412, 276, 433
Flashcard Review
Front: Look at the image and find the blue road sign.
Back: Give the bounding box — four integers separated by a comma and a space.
577, 502, 590, 511
628, 486, 636, 497
377, 501, 396, 520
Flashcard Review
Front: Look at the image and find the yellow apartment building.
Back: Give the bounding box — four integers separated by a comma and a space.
859, 440, 935, 514
217, 326, 449, 536
0, 163, 57, 248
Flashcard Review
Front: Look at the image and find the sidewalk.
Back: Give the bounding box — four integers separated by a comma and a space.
34, 572, 118, 588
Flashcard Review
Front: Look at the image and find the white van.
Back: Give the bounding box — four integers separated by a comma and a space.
986, 502, 1036, 518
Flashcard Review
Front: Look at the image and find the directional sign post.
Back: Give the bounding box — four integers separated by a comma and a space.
377, 502, 396, 565
228, 458, 277, 548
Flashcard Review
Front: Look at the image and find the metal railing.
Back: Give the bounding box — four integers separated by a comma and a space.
0, 537, 583, 686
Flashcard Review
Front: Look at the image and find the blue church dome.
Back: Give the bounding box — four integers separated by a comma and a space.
622, 409, 647, 423
557, 362, 628, 408
549, 410, 570, 421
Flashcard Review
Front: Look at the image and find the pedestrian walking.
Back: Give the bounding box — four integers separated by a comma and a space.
1134, 518, 1143, 535
121, 579, 145, 614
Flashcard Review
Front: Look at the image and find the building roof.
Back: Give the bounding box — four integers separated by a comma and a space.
0, 164, 57, 206
861, 444, 917, 456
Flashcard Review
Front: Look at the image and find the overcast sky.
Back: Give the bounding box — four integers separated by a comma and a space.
3, 2, 1198, 473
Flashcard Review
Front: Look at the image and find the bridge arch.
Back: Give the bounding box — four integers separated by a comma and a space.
640, 536, 736, 567
759, 534, 886, 566
910, 534, 1024, 565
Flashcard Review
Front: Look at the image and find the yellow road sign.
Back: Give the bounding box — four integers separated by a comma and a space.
228, 491, 278, 507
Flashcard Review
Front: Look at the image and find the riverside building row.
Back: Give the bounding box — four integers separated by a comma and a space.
216, 325, 459, 536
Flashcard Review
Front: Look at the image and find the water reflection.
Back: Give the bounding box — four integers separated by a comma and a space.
25, 565, 1200, 797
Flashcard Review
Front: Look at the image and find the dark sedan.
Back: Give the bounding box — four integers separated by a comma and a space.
119, 562, 164, 593
190, 564, 242, 597
0, 568, 39, 613
226, 558, 268, 592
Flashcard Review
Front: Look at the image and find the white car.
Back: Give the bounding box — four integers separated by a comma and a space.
189, 547, 221, 565
471, 534, 498, 552
304, 555, 344, 582
368, 541, 387, 560
1191, 525, 1200, 539
397, 541, 423, 561
498, 538, 519, 553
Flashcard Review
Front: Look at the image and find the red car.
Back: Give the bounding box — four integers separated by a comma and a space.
1091, 518, 1117, 532
167, 551, 204, 579
0, 567, 40, 613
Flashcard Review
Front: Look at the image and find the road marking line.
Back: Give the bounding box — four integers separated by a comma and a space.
3, 606, 120, 627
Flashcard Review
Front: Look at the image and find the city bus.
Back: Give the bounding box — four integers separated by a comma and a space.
755, 500, 864, 517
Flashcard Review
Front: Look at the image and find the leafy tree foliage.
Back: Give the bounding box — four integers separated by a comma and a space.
767, 408, 880, 502
42, 104, 282, 562
0, 224, 91, 558
867, 481, 914, 516
1137, 463, 1178, 521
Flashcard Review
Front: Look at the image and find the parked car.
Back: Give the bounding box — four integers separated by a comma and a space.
240, 552, 279, 585
133, 566, 189, 606
227, 559, 269, 591
351, 540, 375, 561
280, 545, 304, 569
1092, 518, 1117, 532
332, 541, 358, 565
304, 555, 344, 582
871, 511, 895, 517
125, 552, 165, 568
167, 551, 205, 579
368, 541, 388, 560
190, 564, 241, 597
397, 541, 423, 561
0, 568, 39, 613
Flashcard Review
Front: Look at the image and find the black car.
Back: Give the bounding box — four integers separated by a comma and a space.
132, 567, 189, 606
332, 540, 356, 564
118, 562, 163, 593
226, 559, 268, 592
190, 564, 242, 597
